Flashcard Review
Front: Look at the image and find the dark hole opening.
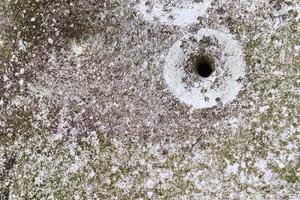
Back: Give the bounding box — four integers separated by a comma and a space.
195, 57, 214, 78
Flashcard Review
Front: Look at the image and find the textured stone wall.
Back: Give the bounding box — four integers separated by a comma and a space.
0, 0, 299, 199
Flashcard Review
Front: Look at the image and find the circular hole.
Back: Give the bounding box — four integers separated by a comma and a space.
195, 56, 214, 78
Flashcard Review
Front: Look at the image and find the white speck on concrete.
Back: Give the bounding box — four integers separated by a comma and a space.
48, 38, 54, 44
259, 105, 269, 113
147, 191, 154, 198
159, 171, 172, 180
225, 163, 239, 176
294, 45, 300, 51
116, 177, 133, 192
144, 179, 156, 189
71, 41, 87, 55
19, 79, 24, 85
18, 40, 26, 51
254, 159, 268, 172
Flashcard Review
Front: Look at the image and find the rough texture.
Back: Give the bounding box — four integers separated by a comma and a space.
0, 0, 299, 199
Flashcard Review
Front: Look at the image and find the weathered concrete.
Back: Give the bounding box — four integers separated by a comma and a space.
0, 0, 299, 199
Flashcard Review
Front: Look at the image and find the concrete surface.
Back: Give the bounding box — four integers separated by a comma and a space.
0, 0, 299, 199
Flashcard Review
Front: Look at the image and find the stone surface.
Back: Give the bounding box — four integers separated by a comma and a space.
0, 0, 299, 199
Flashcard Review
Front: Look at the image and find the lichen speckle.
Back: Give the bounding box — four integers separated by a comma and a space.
0, 0, 299, 199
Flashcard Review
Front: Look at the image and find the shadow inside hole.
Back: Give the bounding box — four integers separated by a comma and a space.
195, 56, 215, 78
